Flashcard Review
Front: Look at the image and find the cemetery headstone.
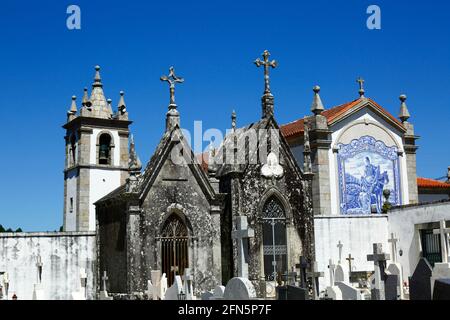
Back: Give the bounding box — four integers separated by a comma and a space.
367, 243, 390, 300
276, 285, 308, 300
384, 273, 399, 300
431, 221, 450, 293
164, 275, 183, 300
201, 291, 214, 300
387, 233, 404, 299
295, 256, 310, 289
306, 261, 323, 300
231, 216, 254, 278
325, 259, 342, 300
182, 268, 195, 300
432, 279, 450, 300
99, 271, 113, 300
213, 285, 225, 299
409, 258, 432, 300
223, 277, 256, 300
335, 282, 362, 300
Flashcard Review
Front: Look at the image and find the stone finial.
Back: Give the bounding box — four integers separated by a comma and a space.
106, 98, 113, 114
399, 94, 410, 123
231, 110, 237, 131
82, 88, 91, 108
357, 77, 365, 98
118, 91, 127, 114
67, 96, 78, 121
129, 134, 142, 171
93, 65, 102, 88
70, 95, 77, 113
208, 142, 217, 175
311, 85, 325, 115
447, 166, 450, 183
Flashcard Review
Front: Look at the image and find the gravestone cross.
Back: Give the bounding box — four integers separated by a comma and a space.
346, 254, 354, 272
171, 265, 179, 278
102, 271, 109, 292
296, 256, 310, 289
337, 241, 343, 264
367, 243, 390, 300
388, 233, 399, 263
36, 255, 43, 284
328, 259, 336, 287
433, 220, 450, 263
231, 216, 254, 278
307, 261, 324, 300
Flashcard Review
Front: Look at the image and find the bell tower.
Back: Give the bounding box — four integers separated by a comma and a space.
63, 66, 132, 231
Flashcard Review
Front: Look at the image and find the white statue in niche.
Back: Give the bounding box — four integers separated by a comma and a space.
261, 152, 284, 179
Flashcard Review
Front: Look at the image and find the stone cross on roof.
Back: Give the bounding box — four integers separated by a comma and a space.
254, 50, 277, 95
388, 233, 399, 263
357, 77, 365, 98
337, 241, 343, 264
160, 67, 184, 107
433, 220, 450, 263
231, 216, 254, 278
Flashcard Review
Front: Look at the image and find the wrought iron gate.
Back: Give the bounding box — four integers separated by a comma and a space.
161, 214, 189, 285
420, 229, 442, 267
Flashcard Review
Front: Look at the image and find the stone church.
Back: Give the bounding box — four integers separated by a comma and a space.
1, 50, 450, 300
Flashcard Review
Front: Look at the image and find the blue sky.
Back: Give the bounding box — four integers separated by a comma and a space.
0, 0, 449, 231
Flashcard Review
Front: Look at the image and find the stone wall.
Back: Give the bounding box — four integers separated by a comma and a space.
388, 200, 450, 282
314, 215, 389, 291
0, 232, 96, 300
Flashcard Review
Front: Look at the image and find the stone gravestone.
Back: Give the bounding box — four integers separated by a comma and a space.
409, 258, 433, 300
201, 291, 214, 300
147, 280, 154, 299
325, 259, 342, 300
384, 273, 399, 300
276, 285, 308, 300
231, 216, 254, 278
335, 282, 362, 300
213, 285, 225, 299
386, 233, 404, 299
432, 279, 450, 300
306, 261, 324, 300
431, 221, 450, 293
335, 241, 348, 283
223, 278, 256, 300
295, 256, 310, 289
99, 271, 113, 300
150, 270, 163, 300
160, 273, 168, 299
367, 243, 390, 300
164, 275, 183, 300
182, 268, 195, 300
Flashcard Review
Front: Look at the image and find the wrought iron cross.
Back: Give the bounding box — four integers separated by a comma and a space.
160, 67, 184, 106
254, 50, 277, 94
346, 254, 354, 272
357, 77, 365, 97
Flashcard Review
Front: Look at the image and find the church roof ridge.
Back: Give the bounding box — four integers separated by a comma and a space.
281, 96, 406, 140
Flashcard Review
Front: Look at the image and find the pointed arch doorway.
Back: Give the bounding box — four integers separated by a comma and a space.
161, 213, 189, 285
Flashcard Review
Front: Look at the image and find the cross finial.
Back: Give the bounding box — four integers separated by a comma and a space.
231, 110, 237, 131
160, 67, 184, 108
254, 50, 277, 95
357, 77, 365, 97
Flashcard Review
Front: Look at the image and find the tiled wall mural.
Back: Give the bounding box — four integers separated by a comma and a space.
337, 136, 401, 215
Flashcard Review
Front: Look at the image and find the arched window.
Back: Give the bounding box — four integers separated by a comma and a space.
262, 196, 287, 281
161, 214, 189, 285
98, 134, 112, 165
70, 134, 76, 165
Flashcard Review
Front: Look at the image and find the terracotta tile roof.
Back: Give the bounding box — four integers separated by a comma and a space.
280, 98, 405, 139
417, 177, 450, 190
